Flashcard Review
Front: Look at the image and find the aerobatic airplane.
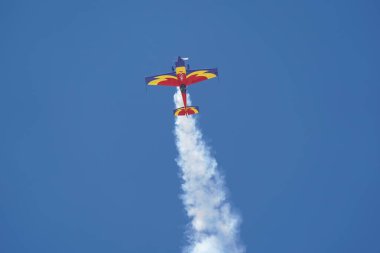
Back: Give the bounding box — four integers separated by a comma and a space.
145, 56, 218, 116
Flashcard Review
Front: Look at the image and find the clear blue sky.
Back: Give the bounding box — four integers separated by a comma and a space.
1, 0, 379, 252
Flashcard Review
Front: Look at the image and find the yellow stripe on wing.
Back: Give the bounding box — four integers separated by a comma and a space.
148, 75, 178, 85
186, 70, 217, 79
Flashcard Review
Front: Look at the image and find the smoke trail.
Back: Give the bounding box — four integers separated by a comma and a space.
174, 90, 244, 253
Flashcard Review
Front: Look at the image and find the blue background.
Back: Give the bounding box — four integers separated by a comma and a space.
1, 0, 379, 252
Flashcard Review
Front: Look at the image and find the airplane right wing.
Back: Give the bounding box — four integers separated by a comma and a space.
185, 68, 218, 85
145, 72, 179, 86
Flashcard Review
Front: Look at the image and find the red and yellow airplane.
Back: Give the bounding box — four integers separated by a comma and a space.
145, 57, 218, 116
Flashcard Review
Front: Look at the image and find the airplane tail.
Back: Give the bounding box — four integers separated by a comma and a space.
173, 106, 199, 116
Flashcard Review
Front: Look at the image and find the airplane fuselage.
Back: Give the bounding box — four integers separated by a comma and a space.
174, 57, 189, 111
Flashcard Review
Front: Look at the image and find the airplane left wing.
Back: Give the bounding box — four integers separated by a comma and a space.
186, 68, 218, 85
145, 72, 178, 86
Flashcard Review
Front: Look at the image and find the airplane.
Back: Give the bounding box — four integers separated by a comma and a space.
145, 56, 218, 116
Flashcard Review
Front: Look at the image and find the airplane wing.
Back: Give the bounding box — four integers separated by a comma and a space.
145, 72, 178, 86
186, 68, 218, 85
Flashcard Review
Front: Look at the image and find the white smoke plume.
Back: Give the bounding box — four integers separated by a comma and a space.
174, 90, 244, 253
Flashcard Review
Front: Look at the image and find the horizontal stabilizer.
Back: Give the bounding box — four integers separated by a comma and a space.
173, 106, 200, 116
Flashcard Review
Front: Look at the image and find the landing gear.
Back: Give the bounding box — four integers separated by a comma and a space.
180, 84, 186, 93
